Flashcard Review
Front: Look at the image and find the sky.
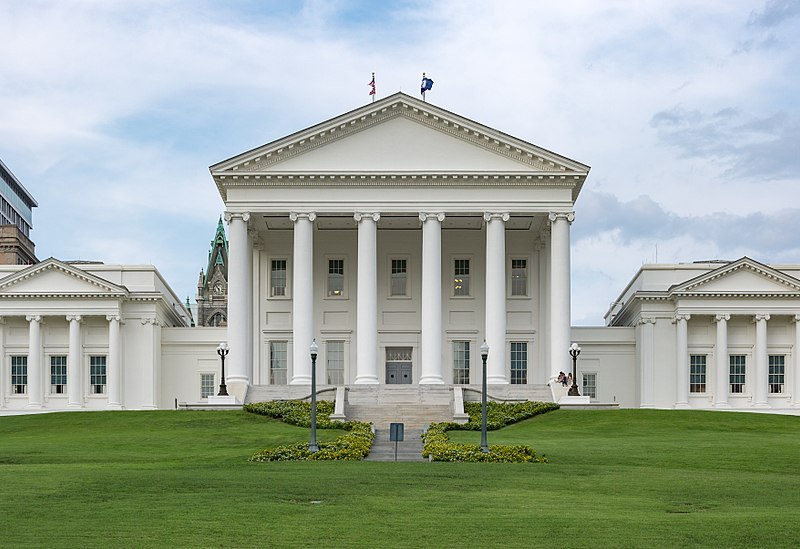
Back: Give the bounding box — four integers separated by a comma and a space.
1, 0, 799, 325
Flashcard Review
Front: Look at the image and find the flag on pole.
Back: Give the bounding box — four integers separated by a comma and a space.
421, 75, 433, 95
369, 72, 376, 99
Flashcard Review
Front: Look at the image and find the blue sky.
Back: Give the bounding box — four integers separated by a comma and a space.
1, 0, 799, 324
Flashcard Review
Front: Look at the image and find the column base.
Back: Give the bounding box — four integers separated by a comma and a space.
674, 402, 691, 409
713, 402, 731, 409
419, 376, 445, 384
107, 403, 124, 410
354, 376, 379, 385
25, 403, 43, 409
290, 376, 311, 385
486, 376, 509, 385
67, 403, 83, 410
754, 402, 771, 409
225, 379, 249, 403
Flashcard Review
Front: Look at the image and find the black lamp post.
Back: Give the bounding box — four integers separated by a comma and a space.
309, 339, 319, 453
568, 342, 581, 396
216, 342, 229, 396
480, 340, 490, 453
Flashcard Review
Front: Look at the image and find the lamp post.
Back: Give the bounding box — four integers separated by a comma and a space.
309, 339, 319, 453
568, 342, 581, 396
216, 342, 229, 396
480, 340, 490, 453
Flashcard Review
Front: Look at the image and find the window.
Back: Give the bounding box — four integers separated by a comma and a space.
453, 259, 470, 296
769, 355, 785, 394
90, 356, 107, 395
270, 341, 288, 385
511, 259, 528, 296
326, 341, 344, 385
270, 259, 287, 297
327, 259, 344, 297
511, 342, 528, 384
390, 259, 408, 297
201, 373, 215, 398
453, 341, 470, 384
50, 355, 67, 394
11, 356, 27, 394
729, 355, 746, 394
582, 373, 597, 399
689, 355, 706, 393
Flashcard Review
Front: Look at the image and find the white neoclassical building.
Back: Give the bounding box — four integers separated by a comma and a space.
1, 93, 799, 416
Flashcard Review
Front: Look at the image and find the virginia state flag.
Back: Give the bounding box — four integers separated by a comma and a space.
420, 76, 433, 94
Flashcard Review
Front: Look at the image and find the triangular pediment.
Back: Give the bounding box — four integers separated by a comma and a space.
669, 257, 800, 296
0, 258, 128, 298
210, 92, 589, 197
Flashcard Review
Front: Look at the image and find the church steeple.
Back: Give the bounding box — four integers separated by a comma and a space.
195, 216, 229, 327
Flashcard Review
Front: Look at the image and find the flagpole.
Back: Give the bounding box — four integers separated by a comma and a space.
372, 72, 375, 103
422, 72, 426, 102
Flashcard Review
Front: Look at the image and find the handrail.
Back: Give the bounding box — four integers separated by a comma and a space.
460, 387, 528, 403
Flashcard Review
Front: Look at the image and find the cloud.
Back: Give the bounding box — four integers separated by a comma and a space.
748, 0, 800, 27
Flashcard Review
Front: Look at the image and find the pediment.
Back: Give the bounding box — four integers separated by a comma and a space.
0, 258, 128, 298
210, 92, 589, 196
669, 257, 800, 296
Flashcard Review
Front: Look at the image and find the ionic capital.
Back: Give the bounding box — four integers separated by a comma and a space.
793, 313, 800, 323
66, 314, 83, 323
754, 313, 771, 322
673, 313, 691, 323
26, 314, 42, 323
419, 212, 445, 223
483, 212, 510, 223
548, 211, 576, 224
354, 212, 380, 223
638, 315, 657, 325
106, 314, 121, 323
714, 314, 730, 323
289, 212, 316, 222
140, 316, 159, 326
223, 211, 251, 223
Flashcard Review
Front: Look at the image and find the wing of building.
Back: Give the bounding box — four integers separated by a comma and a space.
1, 93, 798, 415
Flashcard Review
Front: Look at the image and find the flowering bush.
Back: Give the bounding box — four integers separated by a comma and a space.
421, 401, 558, 463
245, 400, 374, 462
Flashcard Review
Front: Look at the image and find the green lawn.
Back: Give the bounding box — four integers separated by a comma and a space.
1, 409, 799, 548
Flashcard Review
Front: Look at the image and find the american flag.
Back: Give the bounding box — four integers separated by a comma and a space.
369, 74, 376, 96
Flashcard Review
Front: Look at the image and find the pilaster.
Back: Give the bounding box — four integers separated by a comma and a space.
107, 314, 123, 409
714, 314, 730, 408
754, 313, 770, 407
674, 313, 691, 409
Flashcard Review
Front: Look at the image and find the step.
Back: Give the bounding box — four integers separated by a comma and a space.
346, 404, 453, 428
365, 429, 426, 462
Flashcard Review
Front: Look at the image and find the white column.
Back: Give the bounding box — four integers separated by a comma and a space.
290, 212, 316, 385
794, 315, 800, 408
484, 212, 509, 384
419, 212, 445, 384
639, 316, 656, 408
224, 211, 251, 395
354, 212, 380, 384
0, 317, 5, 408
67, 315, 83, 409
107, 314, 122, 409
754, 313, 770, 407
714, 314, 730, 407
674, 313, 691, 409
26, 315, 42, 408
549, 212, 574, 380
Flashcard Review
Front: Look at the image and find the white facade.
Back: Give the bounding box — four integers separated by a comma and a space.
2, 94, 799, 415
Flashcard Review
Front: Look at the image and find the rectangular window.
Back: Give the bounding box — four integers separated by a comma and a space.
201, 373, 215, 398
582, 372, 597, 399
390, 259, 408, 296
90, 356, 107, 395
511, 259, 528, 296
270, 259, 287, 297
50, 355, 67, 394
769, 355, 785, 394
11, 356, 27, 394
453, 341, 470, 384
327, 259, 344, 297
453, 259, 470, 296
270, 341, 288, 385
689, 355, 706, 393
326, 341, 345, 385
729, 355, 746, 394
510, 342, 528, 385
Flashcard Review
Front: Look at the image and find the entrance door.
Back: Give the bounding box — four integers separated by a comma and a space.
386, 347, 412, 384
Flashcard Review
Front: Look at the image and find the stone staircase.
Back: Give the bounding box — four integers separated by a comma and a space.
364, 428, 426, 462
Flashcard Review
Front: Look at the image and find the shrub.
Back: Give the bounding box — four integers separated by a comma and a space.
245, 400, 374, 462
421, 401, 558, 463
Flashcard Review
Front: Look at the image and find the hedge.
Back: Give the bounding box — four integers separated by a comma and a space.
422, 401, 558, 463
245, 400, 374, 462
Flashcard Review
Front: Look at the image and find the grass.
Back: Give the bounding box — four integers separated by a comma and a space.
1, 409, 799, 547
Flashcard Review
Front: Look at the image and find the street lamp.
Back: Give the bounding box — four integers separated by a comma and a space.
309, 339, 319, 453
216, 342, 229, 396
568, 342, 581, 397
480, 340, 490, 453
